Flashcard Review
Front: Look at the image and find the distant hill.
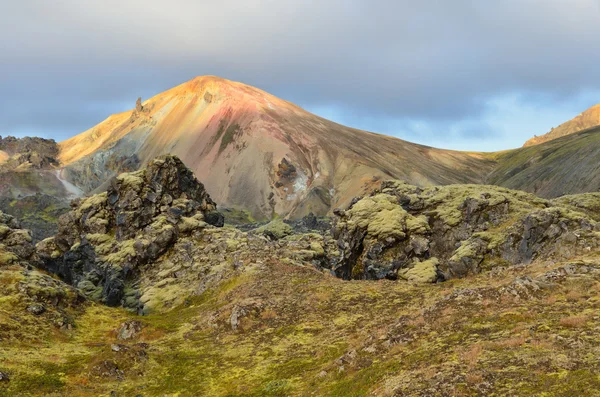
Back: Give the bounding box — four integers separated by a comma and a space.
0, 136, 73, 241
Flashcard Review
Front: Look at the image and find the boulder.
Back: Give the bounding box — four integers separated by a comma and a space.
117, 320, 143, 340
0, 211, 38, 267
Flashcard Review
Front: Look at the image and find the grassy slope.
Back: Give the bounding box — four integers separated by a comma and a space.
487, 127, 600, 198
3, 251, 600, 396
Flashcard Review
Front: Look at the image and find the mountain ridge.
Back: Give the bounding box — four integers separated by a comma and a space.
523, 103, 600, 147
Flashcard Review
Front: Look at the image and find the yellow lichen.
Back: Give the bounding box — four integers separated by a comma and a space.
116, 170, 145, 191
178, 215, 207, 234
78, 192, 108, 214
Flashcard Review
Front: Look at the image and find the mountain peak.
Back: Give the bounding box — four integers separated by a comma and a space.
57, 77, 496, 220
524, 103, 600, 147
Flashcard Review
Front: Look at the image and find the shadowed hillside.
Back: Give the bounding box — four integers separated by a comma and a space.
0, 136, 75, 241
488, 126, 600, 197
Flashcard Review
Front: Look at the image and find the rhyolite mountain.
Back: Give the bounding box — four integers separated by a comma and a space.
524, 103, 600, 147
54, 76, 600, 221
56, 76, 497, 221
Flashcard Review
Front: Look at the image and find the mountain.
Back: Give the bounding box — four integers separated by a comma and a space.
57, 76, 495, 220
48, 76, 600, 220
523, 103, 600, 147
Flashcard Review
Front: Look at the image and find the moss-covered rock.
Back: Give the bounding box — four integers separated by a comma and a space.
333, 180, 600, 280
37, 155, 225, 310
399, 258, 440, 283
255, 219, 293, 240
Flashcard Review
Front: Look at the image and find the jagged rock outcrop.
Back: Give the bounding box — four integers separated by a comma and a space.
135, 97, 143, 113
0, 136, 59, 171
37, 155, 224, 310
0, 211, 38, 266
333, 180, 600, 281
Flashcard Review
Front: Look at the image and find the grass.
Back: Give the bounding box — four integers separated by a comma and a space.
4, 257, 600, 396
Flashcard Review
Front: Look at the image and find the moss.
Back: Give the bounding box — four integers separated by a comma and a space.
351, 261, 364, 279
552, 193, 600, 221
222, 207, 258, 225
0, 224, 11, 238
406, 214, 430, 234
77, 192, 108, 214
226, 239, 240, 250
255, 219, 293, 240
85, 233, 115, 256
6, 362, 66, 395
309, 241, 325, 256
104, 239, 136, 264
140, 282, 186, 314
347, 194, 408, 240
399, 258, 439, 283
219, 123, 241, 153
0, 249, 18, 266
178, 215, 207, 234
116, 170, 145, 191
77, 279, 103, 301
450, 240, 480, 262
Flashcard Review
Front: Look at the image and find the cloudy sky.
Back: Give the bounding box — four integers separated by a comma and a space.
1, 0, 600, 151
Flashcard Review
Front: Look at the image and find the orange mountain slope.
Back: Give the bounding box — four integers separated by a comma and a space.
524, 104, 600, 147
58, 76, 497, 219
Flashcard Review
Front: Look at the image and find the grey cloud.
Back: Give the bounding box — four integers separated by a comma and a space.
1, 0, 600, 143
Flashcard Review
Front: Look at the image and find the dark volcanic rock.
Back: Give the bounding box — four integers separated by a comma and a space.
37, 155, 224, 311
0, 194, 70, 242
287, 212, 331, 234
117, 320, 143, 340
276, 158, 297, 183
26, 303, 46, 315
0, 136, 59, 170
135, 97, 143, 112
0, 210, 83, 315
